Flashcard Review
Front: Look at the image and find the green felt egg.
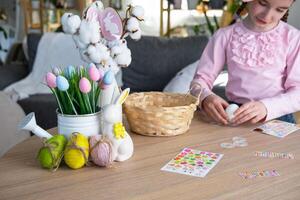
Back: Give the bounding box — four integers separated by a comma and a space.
37, 134, 67, 170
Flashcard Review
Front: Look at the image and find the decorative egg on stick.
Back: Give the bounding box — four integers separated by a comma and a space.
225, 104, 239, 122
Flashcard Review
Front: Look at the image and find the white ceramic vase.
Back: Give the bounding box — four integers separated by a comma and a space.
57, 110, 101, 138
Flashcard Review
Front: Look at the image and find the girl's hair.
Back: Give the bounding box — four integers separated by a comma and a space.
234, 1, 295, 23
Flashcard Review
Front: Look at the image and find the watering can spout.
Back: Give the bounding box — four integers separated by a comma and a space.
18, 112, 52, 139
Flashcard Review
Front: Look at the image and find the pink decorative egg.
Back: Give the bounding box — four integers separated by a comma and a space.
88, 65, 100, 81
89, 135, 113, 167
46, 72, 57, 88
99, 7, 123, 41
79, 77, 92, 93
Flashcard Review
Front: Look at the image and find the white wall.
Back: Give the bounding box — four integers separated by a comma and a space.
288, 0, 300, 29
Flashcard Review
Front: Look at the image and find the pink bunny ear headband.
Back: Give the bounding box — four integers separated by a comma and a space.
242, 0, 253, 2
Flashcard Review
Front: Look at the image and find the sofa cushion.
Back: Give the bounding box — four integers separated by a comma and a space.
0, 92, 30, 157
123, 36, 209, 92
27, 33, 42, 72
0, 63, 29, 90
18, 94, 57, 129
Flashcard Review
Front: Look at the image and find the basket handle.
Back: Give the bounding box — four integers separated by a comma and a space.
186, 82, 203, 105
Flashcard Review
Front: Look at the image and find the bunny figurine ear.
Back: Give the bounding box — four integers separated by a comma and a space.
114, 88, 130, 105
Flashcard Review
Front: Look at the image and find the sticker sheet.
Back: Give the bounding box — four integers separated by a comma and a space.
254, 151, 295, 159
253, 120, 300, 138
161, 148, 223, 177
239, 170, 280, 179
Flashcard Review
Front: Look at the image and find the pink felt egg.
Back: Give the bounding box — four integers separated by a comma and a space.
46, 72, 57, 88
88, 64, 100, 81
89, 135, 113, 167
79, 77, 91, 93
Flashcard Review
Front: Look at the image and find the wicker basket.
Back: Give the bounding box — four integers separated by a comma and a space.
123, 92, 199, 137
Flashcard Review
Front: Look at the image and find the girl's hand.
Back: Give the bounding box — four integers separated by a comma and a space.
232, 101, 267, 125
202, 94, 229, 125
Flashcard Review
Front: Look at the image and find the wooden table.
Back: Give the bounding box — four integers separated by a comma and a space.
1, 114, 300, 200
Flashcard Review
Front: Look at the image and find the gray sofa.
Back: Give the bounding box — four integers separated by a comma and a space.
1, 34, 214, 129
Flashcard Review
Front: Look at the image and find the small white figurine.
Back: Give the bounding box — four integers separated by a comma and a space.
101, 88, 134, 161
225, 104, 239, 122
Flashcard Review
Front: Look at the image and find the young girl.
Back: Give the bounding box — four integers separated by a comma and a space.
190, 0, 300, 125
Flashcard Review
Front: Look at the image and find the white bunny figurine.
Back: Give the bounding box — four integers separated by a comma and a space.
101, 88, 134, 162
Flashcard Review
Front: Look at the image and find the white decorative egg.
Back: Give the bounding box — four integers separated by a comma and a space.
225, 104, 239, 121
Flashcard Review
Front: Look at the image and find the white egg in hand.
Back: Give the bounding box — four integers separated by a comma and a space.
225, 104, 239, 122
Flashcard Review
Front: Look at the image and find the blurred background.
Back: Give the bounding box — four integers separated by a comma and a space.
0, 0, 299, 64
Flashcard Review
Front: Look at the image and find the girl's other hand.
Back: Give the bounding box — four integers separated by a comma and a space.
202, 94, 229, 125
232, 101, 267, 125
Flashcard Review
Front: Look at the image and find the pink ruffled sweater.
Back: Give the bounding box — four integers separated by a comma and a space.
191, 21, 300, 120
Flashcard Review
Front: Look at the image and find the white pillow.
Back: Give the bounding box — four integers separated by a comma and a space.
163, 60, 199, 94
163, 60, 228, 94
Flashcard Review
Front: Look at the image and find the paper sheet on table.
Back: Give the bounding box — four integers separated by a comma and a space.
161, 148, 223, 178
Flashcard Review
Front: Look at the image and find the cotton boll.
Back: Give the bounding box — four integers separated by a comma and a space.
110, 39, 128, 57
79, 49, 92, 63
225, 104, 239, 122
82, 0, 104, 18
79, 20, 101, 44
73, 35, 88, 49
126, 17, 139, 32
90, 1, 104, 12
106, 57, 120, 74
129, 28, 142, 40
107, 40, 119, 49
107, 39, 126, 49
114, 48, 132, 67
61, 13, 81, 34
87, 45, 100, 64
61, 13, 70, 26
87, 43, 110, 64
110, 45, 122, 57
131, 6, 145, 20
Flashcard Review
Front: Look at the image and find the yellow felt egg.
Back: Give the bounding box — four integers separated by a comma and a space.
64, 132, 89, 169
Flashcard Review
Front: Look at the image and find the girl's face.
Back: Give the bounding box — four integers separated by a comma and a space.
246, 0, 294, 31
